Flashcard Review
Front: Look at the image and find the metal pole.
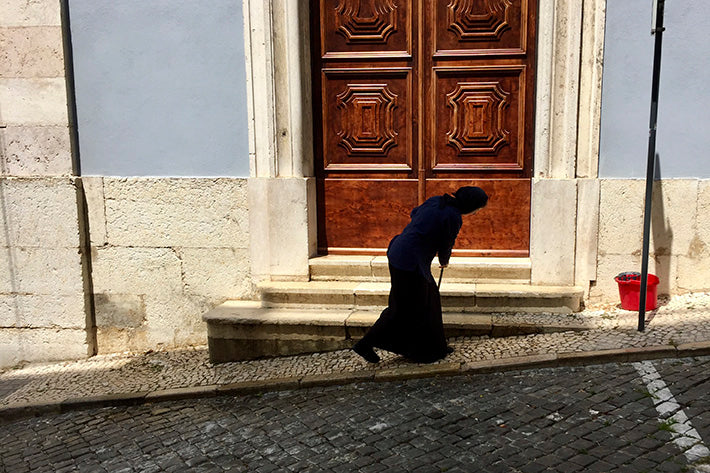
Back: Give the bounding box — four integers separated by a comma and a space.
438, 267, 444, 289
639, 0, 665, 331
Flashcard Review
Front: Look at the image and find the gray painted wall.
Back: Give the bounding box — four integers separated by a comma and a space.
599, 0, 710, 178
69, 0, 249, 177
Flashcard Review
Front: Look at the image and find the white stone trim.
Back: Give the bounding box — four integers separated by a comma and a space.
530, 178, 577, 285
577, 0, 606, 179
0, 0, 61, 27
574, 178, 600, 292
533, 0, 555, 178
570, 0, 606, 294
535, 0, 606, 179
0, 78, 69, 126
244, 0, 314, 180
534, 0, 583, 179
245, 0, 316, 280
248, 177, 316, 281
272, 0, 314, 178
531, 0, 606, 289
243, 0, 277, 178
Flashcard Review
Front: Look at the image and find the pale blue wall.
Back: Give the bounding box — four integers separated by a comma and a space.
69, 0, 250, 177
599, 0, 710, 178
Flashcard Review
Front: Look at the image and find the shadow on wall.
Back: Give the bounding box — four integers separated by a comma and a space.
651, 155, 673, 296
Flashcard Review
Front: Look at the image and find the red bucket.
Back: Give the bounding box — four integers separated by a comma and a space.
614, 272, 659, 311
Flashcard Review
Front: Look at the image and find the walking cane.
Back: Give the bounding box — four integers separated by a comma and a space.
438, 266, 444, 289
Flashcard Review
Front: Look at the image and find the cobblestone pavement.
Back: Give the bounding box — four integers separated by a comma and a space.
3, 293, 710, 409
3, 357, 710, 472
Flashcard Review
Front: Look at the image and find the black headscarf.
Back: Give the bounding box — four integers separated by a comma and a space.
440, 186, 488, 214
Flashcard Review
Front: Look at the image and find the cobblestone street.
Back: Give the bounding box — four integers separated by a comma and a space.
4, 292, 710, 411
3, 356, 710, 472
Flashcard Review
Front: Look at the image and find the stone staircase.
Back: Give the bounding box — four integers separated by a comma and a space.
203, 256, 586, 363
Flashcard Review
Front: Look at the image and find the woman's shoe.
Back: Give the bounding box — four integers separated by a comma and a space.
353, 341, 380, 363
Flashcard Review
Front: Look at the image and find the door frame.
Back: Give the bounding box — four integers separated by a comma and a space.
242, 0, 607, 290
311, 0, 537, 257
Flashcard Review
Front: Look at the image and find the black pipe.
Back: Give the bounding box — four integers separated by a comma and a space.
60, 0, 81, 176
639, 0, 666, 331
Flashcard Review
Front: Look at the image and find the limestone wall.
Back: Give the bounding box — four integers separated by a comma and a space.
0, 1, 253, 364
84, 177, 252, 354
0, 0, 90, 367
592, 179, 710, 303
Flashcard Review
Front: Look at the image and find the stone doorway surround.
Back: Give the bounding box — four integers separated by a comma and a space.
243, 0, 607, 295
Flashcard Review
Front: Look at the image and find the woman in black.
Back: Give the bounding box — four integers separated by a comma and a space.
353, 186, 489, 364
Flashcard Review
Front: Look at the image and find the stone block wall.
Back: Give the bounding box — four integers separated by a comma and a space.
591, 179, 710, 303
0, 1, 253, 364
0, 0, 90, 367
84, 177, 252, 354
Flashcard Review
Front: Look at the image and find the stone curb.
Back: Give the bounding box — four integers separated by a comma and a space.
60, 392, 148, 411
0, 402, 61, 423
676, 341, 710, 356
374, 362, 461, 382
300, 370, 375, 388
3, 342, 710, 424
145, 386, 218, 403
217, 377, 301, 396
461, 354, 558, 373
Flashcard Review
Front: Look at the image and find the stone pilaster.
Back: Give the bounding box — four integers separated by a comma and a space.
0, 0, 89, 367
244, 0, 316, 281
531, 0, 605, 292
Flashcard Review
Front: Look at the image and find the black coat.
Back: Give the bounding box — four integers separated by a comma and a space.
386, 195, 462, 282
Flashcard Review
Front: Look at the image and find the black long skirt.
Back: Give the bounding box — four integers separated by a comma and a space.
358, 264, 449, 363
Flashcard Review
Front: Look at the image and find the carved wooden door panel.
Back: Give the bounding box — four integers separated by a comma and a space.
313, 0, 536, 256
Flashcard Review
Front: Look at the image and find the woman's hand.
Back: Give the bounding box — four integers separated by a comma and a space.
439, 263, 448, 269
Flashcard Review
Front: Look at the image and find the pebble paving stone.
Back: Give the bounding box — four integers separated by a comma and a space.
3, 293, 710, 412
3, 358, 710, 472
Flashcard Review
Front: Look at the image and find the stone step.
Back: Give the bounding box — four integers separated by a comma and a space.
309, 255, 531, 283
257, 280, 584, 314
203, 301, 592, 363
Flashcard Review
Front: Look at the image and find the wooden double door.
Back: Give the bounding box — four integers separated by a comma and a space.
312, 0, 537, 256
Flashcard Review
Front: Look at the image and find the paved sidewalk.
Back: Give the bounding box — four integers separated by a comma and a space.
3, 293, 710, 423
